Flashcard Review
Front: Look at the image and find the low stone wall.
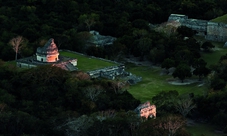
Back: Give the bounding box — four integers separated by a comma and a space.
87, 65, 125, 79
17, 62, 37, 68
16, 55, 78, 71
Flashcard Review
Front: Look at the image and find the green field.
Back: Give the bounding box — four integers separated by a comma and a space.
59, 48, 227, 103
201, 42, 227, 66
126, 41, 227, 102
60, 51, 118, 71
210, 14, 227, 24
126, 63, 207, 103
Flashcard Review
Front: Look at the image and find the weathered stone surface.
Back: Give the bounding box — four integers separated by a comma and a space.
17, 39, 78, 71
17, 56, 78, 71
36, 38, 59, 62
168, 14, 227, 42
88, 30, 116, 46
87, 65, 142, 84
168, 14, 188, 22
206, 22, 227, 42
224, 42, 227, 48
168, 14, 207, 35
87, 65, 125, 79
135, 101, 156, 119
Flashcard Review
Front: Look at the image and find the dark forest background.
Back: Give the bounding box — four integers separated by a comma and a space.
1, 0, 227, 135
0, 0, 227, 60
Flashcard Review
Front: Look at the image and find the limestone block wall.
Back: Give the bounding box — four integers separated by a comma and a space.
206, 22, 227, 42
17, 62, 37, 68
182, 19, 207, 33
168, 14, 188, 22
168, 14, 207, 35
36, 54, 47, 62
168, 14, 227, 42
87, 65, 125, 79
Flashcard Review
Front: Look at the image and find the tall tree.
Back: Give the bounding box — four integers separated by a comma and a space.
154, 114, 186, 136
78, 13, 99, 31
174, 94, 196, 117
9, 36, 24, 62
133, 29, 152, 60
161, 58, 175, 74
152, 90, 179, 115
192, 59, 210, 81
136, 37, 152, 60
172, 63, 192, 83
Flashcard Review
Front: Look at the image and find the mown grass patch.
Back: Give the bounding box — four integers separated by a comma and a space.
126, 64, 207, 103
60, 51, 117, 71
210, 14, 227, 24
201, 42, 227, 66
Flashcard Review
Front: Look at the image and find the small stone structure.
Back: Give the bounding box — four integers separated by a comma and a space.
87, 65, 125, 79
88, 30, 117, 46
87, 65, 142, 83
36, 38, 59, 62
168, 14, 227, 42
135, 101, 156, 119
17, 38, 77, 71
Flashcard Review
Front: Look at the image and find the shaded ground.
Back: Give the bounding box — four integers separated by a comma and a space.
124, 56, 205, 86
186, 119, 227, 136
125, 56, 227, 135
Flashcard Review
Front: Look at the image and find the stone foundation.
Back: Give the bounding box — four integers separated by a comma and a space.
168, 14, 227, 42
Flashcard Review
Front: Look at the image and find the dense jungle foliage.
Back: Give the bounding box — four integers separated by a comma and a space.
1, 0, 227, 135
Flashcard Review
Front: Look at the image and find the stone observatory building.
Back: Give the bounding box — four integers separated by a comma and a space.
36, 38, 59, 62
17, 38, 77, 71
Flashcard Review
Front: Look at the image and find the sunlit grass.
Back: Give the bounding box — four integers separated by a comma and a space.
210, 14, 227, 24
60, 51, 118, 71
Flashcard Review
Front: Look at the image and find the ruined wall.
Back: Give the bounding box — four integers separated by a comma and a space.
17, 62, 37, 68
206, 22, 227, 42
168, 14, 188, 22
168, 14, 207, 35
87, 65, 125, 79
168, 14, 227, 41
182, 19, 207, 35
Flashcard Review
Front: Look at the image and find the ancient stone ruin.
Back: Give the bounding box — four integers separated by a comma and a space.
168, 14, 227, 42
135, 101, 156, 119
87, 65, 142, 84
17, 38, 77, 71
88, 30, 117, 47
36, 38, 59, 62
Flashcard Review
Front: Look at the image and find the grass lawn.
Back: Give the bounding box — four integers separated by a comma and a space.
201, 42, 227, 66
210, 14, 227, 24
126, 64, 207, 103
60, 51, 118, 71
